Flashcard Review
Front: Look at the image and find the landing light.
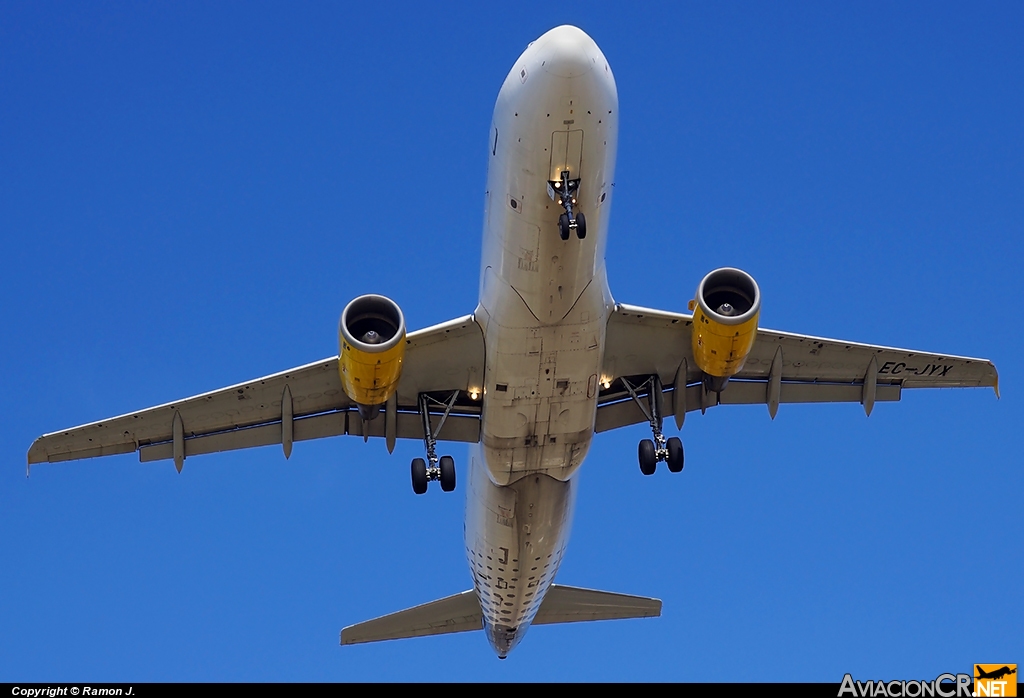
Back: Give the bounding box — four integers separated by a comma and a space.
470, 389, 480, 400
600, 376, 612, 389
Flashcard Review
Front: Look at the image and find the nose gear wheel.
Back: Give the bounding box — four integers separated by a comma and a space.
549, 170, 586, 240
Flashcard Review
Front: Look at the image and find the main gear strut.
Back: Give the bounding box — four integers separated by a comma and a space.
621, 375, 684, 475
411, 391, 458, 494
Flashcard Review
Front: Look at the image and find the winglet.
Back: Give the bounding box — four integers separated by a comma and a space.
26, 438, 46, 477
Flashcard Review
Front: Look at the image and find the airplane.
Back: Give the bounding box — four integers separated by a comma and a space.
976, 666, 1017, 681
27, 25, 999, 659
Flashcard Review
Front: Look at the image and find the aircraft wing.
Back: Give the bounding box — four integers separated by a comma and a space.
27, 315, 485, 472
597, 303, 999, 432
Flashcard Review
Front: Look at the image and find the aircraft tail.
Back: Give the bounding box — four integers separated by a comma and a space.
340, 584, 661, 646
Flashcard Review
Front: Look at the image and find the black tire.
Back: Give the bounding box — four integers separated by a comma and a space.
439, 455, 456, 492
575, 212, 587, 239
558, 213, 570, 240
638, 439, 657, 476
667, 437, 684, 473
411, 458, 428, 495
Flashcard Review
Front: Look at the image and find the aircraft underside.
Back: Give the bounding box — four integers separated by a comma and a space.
468, 25, 620, 655
28, 24, 998, 661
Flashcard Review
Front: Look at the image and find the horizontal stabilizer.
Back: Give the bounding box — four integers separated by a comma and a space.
340, 589, 482, 645
340, 584, 660, 646
534, 584, 662, 625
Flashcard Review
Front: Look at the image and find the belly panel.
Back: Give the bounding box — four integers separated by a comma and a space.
477, 272, 608, 484
465, 444, 577, 656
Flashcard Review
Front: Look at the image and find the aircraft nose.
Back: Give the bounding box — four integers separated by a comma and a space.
537, 25, 597, 78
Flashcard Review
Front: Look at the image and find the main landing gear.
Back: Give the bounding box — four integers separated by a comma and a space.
411, 392, 458, 495
621, 375, 684, 476
549, 170, 587, 240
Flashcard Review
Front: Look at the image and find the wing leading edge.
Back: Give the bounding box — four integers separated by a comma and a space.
27, 315, 485, 472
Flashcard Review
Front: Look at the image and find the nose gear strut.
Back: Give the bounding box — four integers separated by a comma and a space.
548, 170, 587, 240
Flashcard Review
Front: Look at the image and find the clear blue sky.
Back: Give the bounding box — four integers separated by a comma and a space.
2, 1, 1020, 682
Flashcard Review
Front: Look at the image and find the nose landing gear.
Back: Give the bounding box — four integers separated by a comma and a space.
622, 375, 685, 475
549, 170, 587, 240
411, 392, 458, 494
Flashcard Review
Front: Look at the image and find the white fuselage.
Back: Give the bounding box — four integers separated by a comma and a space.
465, 26, 618, 657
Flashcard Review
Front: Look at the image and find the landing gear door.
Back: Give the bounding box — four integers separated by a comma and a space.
549, 129, 584, 181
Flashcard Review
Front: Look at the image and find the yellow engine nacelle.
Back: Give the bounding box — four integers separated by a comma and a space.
338, 294, 406, 418
691, 268, 761, 388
